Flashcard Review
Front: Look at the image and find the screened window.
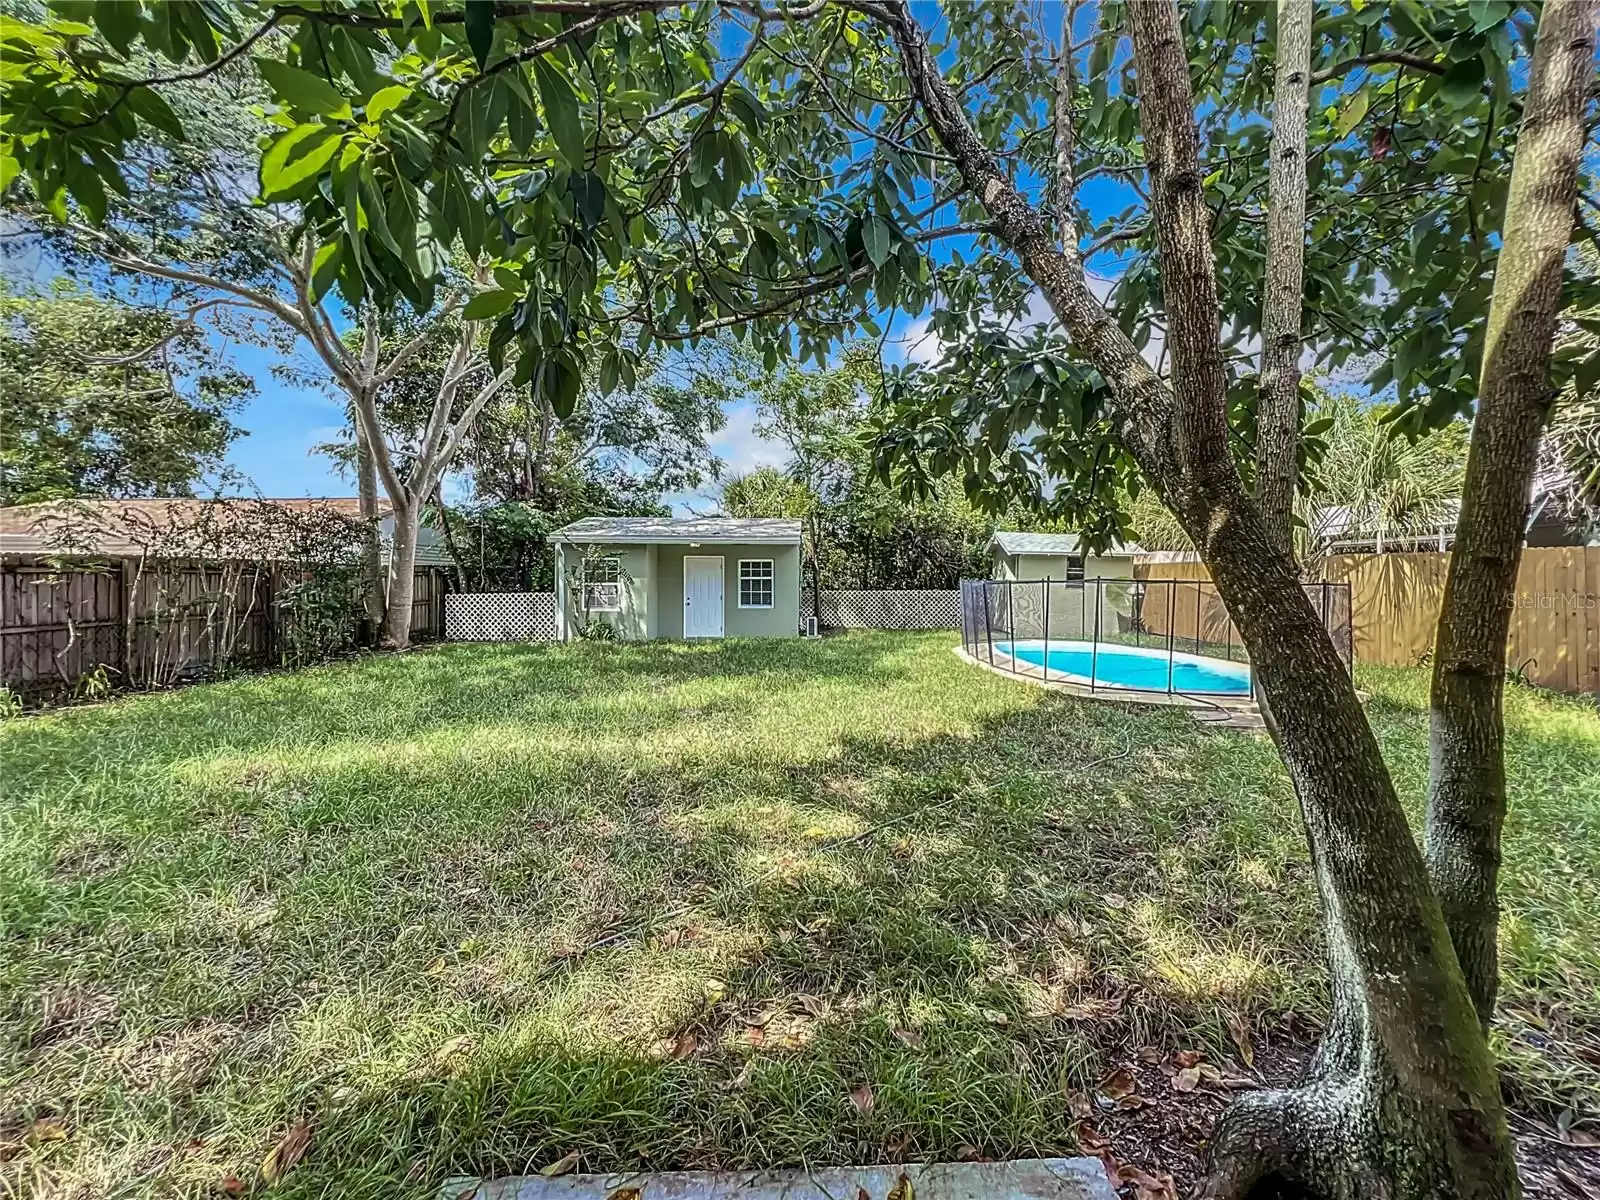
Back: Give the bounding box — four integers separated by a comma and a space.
1066, 555, 1086, 581
738, 559, 774, 608
583, 557, 621, 611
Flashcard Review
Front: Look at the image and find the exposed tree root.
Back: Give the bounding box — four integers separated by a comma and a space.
1202, 1073, 1520, 1200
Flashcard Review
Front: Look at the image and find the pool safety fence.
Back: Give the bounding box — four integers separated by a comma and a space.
959, 577, 1353, 698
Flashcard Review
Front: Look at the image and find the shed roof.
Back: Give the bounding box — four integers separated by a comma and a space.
554, 516, 802, 545
988, 531, 1142, 557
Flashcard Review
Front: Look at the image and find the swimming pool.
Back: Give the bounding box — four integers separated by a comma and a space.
992, 639, 1253, 695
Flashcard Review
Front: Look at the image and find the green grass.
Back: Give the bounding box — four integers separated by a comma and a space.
1, 633, 1595, 1197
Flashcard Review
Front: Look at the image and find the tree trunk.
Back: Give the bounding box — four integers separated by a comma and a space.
382, 500, 419, 649
1253, 0, 1313, 565
432, 485, 470, 592
1426, 0, 1597, 1027
871, 0, 1518, 1192
355, 420, 385, 646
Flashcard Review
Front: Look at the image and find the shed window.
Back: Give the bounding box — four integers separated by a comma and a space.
738, 559, 774, 608
1066, 555, 1085, 581
583, 557, 621, 611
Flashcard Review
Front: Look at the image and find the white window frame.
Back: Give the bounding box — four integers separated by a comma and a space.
738, 559, 775, 609
583, 556, 622, 612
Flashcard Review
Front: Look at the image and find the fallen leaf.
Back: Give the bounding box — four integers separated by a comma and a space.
857, 1189, 871, 1200
404, 1158, 430, 1184
1566, 1127, 1600, 1147
747, 1025, 765, 1047
955, 1143, 983, 1161
720, 1060, 757, 1092
885, 1129, 914, 1157
1066, 1089, 1094, 1120
1225, 1010, 1255, 1068
702, 978, 727, 1006
747, 1009, 778, 1028
1170, 1049, 1203, 1069
1098, 1066, 1138, 1101
980, 1008, 1010, 1026
661, 928, 682, 949
25, 1117, 70, 1143
796, 993, 827, 1017
886, 1172, 914, 1200
849, 1082, 876, 1115
1135, 1046, 1162, 1063
1171, 1066, 1201, 1093
670, 1030, 698, 1061
891, 1028, 923, 1049
1101, 893, 1127, 909
540, 1150, 581, 1177
261, 1118, 312, 1185
219, 1174, 250, 1196
607, 1190, 642, 1200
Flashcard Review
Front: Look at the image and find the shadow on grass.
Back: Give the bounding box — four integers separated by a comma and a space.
4, 645, 1595, 1198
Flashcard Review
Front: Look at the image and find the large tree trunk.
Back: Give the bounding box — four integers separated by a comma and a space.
873, 0, 1518, 1192
1426, 0, 1597, 1027
382, 500, 419, 649
1253, 0, 1313, 565
355, 419, 385, 646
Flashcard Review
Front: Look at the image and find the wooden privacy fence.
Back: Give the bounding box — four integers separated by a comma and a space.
1, 561, 448, 700
1135, 549, 1599, 696
1322, 548, 1599, 695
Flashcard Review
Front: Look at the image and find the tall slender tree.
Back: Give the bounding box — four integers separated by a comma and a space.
1425, 0, 1598, 1028
1254, 0, 1314, 564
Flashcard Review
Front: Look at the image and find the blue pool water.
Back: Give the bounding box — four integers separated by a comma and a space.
994, 640, 1252, 695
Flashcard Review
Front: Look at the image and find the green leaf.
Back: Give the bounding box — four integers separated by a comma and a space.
1437, 57, 1484, 109
533, 59, 584, 168
365, 84, 410, 123
1334, 87, 1369, 138
863, 214, 892, 268
0, 154, 19, 195
310, 241, 342, 301
463, 289, 519, 320
465, 0, 495, 70
124, 86, 184, 139
259, 124, 342, 201
255, 57, 353, 119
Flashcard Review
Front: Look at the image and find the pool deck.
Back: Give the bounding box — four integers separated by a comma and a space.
954, 644, 1260, 714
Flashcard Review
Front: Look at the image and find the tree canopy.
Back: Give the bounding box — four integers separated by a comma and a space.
0, 281, 250, 504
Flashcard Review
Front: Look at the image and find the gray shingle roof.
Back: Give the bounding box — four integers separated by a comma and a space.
552, 516, 802, 545
988, 531, 1142, 556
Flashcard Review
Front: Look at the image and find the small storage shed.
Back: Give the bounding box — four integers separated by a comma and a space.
551, 516, 803, 641
987, 531, 1140, 581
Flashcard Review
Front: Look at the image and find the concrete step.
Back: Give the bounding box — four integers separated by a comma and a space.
442, 1157, 1115, 1200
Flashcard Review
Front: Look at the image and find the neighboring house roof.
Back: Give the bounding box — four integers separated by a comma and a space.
988, 531, 1142, 557
0, 497, 388, 558
553, 516, 803, 545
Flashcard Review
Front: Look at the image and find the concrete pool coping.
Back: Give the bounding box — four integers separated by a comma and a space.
954, 644, 1260, 712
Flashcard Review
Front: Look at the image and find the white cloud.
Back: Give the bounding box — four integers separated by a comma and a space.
712, 400, 789, 476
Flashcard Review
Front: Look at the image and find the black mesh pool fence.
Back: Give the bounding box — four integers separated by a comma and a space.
958, 577, 1353, 699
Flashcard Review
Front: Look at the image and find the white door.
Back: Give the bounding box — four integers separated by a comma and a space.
683, 556, 724, 638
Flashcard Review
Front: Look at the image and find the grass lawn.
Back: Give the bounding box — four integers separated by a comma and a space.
2, 632, 1596, 1197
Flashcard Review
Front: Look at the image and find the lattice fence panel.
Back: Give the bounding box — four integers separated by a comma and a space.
816, 589, 960, 630
445, 593, 557, 641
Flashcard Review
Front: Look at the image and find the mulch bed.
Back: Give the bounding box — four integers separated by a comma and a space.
1074, 1035, 1598, 1199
